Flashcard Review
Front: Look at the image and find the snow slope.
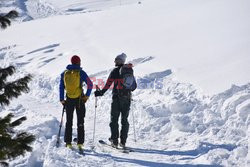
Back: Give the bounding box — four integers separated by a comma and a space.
1, 0, 250, 94
0, 0, 141, 21
0, 0, 249, 166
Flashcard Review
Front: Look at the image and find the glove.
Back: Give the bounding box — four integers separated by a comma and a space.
60, 100, 66, 105
94, 90, 103, 97
82, 96, 89, 103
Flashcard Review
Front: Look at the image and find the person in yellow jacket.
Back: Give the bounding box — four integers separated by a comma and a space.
59, 55, 93, 150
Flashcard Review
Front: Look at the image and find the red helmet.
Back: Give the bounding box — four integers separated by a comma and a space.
71, 55, 81, 64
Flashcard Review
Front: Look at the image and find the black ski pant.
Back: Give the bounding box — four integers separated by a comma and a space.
110, 96, 131, 145
64, 97, 85, 144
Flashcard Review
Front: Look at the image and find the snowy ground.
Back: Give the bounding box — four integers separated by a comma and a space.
0, 0, 249, 166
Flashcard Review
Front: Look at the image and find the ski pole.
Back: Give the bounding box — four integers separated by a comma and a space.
92, 85, 100, 149
131, 98, 137, 142
56, 105, 65, 147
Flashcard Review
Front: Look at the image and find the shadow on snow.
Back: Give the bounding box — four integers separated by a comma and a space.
27, 44, 60, 54
128, 142, 236, 161
85, 151, 221, 167
82, 142, 235, 166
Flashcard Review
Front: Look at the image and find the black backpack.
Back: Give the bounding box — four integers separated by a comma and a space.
119, 63, 136, 91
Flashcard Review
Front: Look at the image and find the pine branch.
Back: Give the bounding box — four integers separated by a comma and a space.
0, 74, 32, 106
4, 11, 18, 19
0, 113, 13, 133
0, 10, 18, 29
0, 66, 15, 88
0, 113, 13, 125
0, 16, 10, 29
10, 117, 26, 127
0, 114, 35, 164
0, 97, 9, 107
5, 132, 35, 159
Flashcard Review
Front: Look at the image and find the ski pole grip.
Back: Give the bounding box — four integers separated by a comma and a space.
96, 85, 100, 91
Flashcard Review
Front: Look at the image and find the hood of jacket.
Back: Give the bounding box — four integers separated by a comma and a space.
66, 64, 82, 70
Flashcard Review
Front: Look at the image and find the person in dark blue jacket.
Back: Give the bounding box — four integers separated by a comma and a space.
59, 55, 93, 150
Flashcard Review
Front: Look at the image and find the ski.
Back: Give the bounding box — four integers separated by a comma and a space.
78, 148, 85, 156
98, 140, 133, 153
72, 138, 85, 156
67, 146, 85, 156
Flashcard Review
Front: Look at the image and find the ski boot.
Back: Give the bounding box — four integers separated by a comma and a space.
119, 143, 126, 149
77, 144, 84, 151
109, 138, 118, 149
66, 143, 73, 149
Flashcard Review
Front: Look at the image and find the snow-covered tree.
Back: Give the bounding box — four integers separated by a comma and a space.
0, 66, 35, 166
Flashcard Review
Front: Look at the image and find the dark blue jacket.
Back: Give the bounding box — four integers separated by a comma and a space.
59, 64, 93, 101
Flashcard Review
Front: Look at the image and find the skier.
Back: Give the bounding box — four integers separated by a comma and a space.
94, 53, 137, 148
59, 55, 93, 150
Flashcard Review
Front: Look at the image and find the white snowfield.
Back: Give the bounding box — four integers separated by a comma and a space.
0, 0, 249, 166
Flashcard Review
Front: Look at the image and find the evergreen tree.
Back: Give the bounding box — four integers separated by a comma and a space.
0, 10, 18, 29
0, 66, 32, 106
0, 66, 35, 166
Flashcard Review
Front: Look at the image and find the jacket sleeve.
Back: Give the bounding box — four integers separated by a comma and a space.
59, 72, 65, 101
81, 70, 93, 97
101, 70, 115, 95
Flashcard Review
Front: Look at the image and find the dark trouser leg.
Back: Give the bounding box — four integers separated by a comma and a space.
120, 97, 131, 145
109, 98, 120, 145
76, 99, 85, 144
64, 99, 74, 144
